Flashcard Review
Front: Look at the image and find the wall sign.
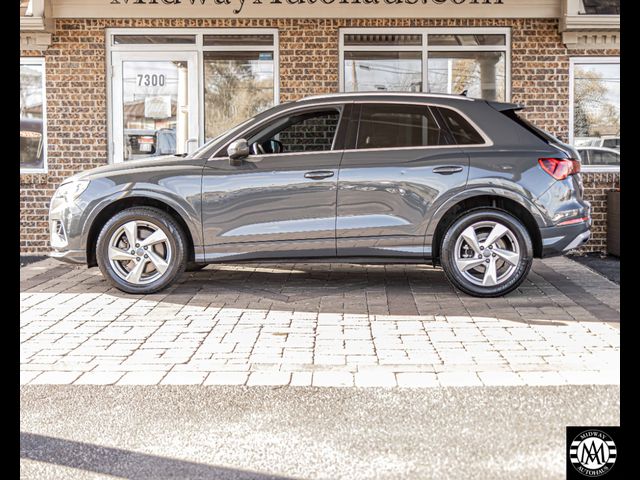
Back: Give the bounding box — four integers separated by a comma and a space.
51, 0, 561, 19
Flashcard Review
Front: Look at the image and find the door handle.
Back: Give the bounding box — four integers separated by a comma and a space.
304, 170, 335, 180
433, 166, 464, 175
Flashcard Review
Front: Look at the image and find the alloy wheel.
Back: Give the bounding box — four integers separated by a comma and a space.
452, 220, 521, 287
107, 220, 172, 285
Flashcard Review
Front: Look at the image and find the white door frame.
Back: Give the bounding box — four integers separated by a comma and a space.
110, 50, 199, 163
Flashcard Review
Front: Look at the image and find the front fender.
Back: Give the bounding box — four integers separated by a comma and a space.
79, 180, 203, 253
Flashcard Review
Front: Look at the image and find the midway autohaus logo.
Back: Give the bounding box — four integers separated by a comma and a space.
568, 428, 617, 478
109, 0, 506, 16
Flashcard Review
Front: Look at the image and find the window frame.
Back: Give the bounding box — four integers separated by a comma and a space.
339, 27, 511, 102
569, 56, 620, 173
106, 28, 280, 164
20, 56, 47, 174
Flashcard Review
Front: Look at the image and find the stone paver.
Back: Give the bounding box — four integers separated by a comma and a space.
20, 257, 619, 387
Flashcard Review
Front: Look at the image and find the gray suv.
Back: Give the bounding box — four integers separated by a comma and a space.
49, 93, 591, 297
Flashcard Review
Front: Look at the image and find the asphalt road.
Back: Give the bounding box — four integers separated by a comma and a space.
20, 385, 619, 480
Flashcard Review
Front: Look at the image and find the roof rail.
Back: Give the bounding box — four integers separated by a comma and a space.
299, 92, 475, 102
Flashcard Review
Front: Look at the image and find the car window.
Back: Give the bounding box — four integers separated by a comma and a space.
590, 150, 620, 166
435, 107, 485, 145
356, 104, 446, 149
602, 138, 620, 149
578, 150, 591, 164
247, 108, 341, 154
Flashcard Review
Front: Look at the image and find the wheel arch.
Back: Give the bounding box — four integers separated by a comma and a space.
429, 192, 544, 263
86, 196, 198, 267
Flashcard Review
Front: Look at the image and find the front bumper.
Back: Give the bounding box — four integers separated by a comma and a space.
49, 249, 87, 265
539, 221, 591, 257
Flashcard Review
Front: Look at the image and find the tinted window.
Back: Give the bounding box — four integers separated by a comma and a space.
356, 104, 446, 149
436, 107, 485, 145
248, 109, 341, 153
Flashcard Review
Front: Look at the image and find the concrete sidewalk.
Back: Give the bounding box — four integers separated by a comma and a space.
20, 385, 619, 480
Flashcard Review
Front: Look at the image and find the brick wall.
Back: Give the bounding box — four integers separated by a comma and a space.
581, 172, 620, 253
20, 17, 620, 254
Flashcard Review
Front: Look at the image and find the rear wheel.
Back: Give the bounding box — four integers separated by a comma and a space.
96, 207, 187, 294
440, 209, 533, 297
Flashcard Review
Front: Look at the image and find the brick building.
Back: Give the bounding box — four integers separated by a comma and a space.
19, 0, 620, 254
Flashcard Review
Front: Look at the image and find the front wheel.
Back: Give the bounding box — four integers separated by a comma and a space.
440, 209, 533, 297
96, 207, 187, 294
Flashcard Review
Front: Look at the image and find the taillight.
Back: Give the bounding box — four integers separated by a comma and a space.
538, 158, 581, 180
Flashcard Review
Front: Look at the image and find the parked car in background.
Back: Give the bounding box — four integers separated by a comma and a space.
574, 136, 620, 151
576, 147, 620, 169
124, 128, 176, 161
49, 92, 591, 297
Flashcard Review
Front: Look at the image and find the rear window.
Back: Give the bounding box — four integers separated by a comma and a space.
356, 104, 447, 149
434, 107, 485, 145
502, 109, 561, 144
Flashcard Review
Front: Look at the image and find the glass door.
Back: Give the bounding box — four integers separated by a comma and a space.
111, 51, 199, 162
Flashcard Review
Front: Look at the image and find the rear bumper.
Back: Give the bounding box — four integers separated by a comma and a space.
49, 249, 87, 265
539, 221, 591, 258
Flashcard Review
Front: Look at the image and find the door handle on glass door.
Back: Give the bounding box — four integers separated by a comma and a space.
304, 171, 335, 180
433, 166, 464, 175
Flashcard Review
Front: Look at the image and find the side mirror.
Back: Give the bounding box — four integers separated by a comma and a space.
227, 139, 250, 163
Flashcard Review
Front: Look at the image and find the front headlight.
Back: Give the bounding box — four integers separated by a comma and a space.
54, 180, 90, 204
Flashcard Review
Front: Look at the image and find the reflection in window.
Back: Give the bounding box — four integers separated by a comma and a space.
20, 59, 46, 171
435, 107, 485, 145
356, 104, 446, 149
579, 0, 620, 15
121, 60, 188, 161
249, 109, 340, 153
341, 29, 508, 101
344, 51, 422, 92
572, 61, 620, 151
204, 51, 274, 141
428, 51, 506, 101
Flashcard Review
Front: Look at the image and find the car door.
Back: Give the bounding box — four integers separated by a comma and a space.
336, 102, 470, 258
200, 103, 349, 261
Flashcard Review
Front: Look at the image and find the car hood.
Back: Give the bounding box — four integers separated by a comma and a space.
62, 155, 192, 183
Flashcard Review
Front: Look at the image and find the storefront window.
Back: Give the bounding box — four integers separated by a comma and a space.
121, 60, 189, 161
428, 51, 506, 101
20, 58, 46, 172
570, 57, 620, 170
204, 51, 275, 141
108, 29, 278, 163
344, 51, 422, 92
340, 28, 509, 101
579, 0, 620, 15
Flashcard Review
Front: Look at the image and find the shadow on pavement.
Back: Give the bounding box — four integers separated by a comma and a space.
20, 432, 296, 480
20, 260, 619, 324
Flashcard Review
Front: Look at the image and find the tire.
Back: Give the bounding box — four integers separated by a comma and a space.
96, 207, 187, 294
440, 209, 533, 297
185, 262, 207, 272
